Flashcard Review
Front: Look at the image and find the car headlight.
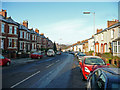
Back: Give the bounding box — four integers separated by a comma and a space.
85, 67, 90, 73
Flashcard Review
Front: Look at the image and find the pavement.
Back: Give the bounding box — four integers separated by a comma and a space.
10, 55, 47, 66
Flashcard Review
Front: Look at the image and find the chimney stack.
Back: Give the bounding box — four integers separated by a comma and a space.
97, 29, 102, 33
107, 20, 118, 28
23, 20, 28, 28
0, 9, 7, 18
35, 28, 39, 33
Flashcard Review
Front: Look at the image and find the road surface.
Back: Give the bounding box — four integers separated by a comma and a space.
2, 53, 87, 89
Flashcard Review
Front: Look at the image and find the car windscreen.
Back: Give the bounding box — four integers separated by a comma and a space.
79, 54, 86, 56
85, 57, 106, 65
32, 53, 38, 54
48, 51, 53, 53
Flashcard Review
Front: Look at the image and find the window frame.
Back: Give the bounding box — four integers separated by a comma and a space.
1, 23, 5, 33
9, 39, 12, 47
9, 26, 13, 34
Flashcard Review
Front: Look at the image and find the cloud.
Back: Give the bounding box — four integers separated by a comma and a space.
40, 18, 105, 44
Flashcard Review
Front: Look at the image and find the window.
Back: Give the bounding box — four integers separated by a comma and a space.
118, 41, 120, 53
97, 74, 106, 88
104, 44, 107, 53
96, 35, 98, 41
101, 33, 103, 40
119, 28, 120, 37
9, 26, 12, 34
9, 39, 12, 47
1, 39, 4, 49
113, 42, 117, 53
111, 29, 114, 38
2, 23, 4, 33
20, 31, 23, 38
29, 34, 30, 40
20, 42, 23, 50
32, 43, 33, 49
14, 40, 17, 47
14, 27, 17, 34
24, 32, 26, 39
32, 35, 34, 40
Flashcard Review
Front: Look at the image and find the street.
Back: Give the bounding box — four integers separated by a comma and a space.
2, 53, 87, 88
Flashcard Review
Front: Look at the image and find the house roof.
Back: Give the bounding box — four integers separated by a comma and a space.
0, 15, 18, 25
95, 22, 120, 35
19, 24, 30, 32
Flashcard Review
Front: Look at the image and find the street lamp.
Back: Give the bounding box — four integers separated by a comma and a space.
83, 11, 95, 56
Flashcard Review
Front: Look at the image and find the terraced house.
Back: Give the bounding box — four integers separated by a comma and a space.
18, 21, 31, 57
0, 9, 54, 58
0, 9, 18, 58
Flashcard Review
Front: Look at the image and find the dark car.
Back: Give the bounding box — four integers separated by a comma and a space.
0, 54, 11, 66
30, 52, 43, 59
87, 68, 120, 90
77, 53, 86, 60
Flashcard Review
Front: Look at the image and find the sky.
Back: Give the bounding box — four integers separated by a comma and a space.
1, 1, 118, 45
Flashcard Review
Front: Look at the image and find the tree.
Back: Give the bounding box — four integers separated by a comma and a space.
53, 42, 57, 52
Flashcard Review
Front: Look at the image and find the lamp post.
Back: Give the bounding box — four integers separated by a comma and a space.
83, 11, 95, 56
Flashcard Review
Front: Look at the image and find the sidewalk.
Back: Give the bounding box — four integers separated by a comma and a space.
11, 55, 47, 66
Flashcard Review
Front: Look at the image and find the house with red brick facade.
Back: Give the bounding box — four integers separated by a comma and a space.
0, 10, 19, 58
29, 28, 37, 52
18, 21, 31, 57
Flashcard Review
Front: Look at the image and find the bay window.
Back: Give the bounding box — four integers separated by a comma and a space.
111, 29, 114, 39
14, 27, 17, 34
20, 31, 23, 38
14, 40, 17, 47
9, 39, 12, 47
9, 26, 12, 34
2, 23, 5, 33
1, 39, 4, 49
113, 42, 117, 53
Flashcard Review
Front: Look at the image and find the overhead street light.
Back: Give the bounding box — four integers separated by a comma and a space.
83, 11, 96, 56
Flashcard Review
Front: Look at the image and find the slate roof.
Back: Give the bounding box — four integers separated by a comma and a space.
19, 24, 30, 32
95, 22, 120, 35
0, 15, 18, 25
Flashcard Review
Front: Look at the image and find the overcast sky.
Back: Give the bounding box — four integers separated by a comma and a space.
2, 1, 118, 45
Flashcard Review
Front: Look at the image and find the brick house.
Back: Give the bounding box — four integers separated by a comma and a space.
35, 28, 42, 51
29, 28, 37, 52
0, 10, 18, 58
18, 21, 31, 57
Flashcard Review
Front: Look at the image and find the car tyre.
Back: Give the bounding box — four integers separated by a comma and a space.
6, 62, 10, 66
82, 73, 86, 81
38, 57, 41, 59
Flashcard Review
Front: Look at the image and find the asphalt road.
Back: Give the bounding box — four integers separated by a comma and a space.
2, 53, 87, 89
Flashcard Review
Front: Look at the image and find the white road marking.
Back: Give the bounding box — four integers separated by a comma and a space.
56, 60, 60, 63
46, 63, 54, 68
10, 71, 40, 88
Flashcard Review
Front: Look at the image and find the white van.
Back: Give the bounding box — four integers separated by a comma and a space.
47, 49, 55, 56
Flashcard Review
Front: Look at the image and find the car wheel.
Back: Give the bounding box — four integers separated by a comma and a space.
6, 62, 10, 66
82, 73, 86, 81
38, 57, 41, 59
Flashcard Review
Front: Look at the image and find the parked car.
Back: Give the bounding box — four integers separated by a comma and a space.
47, 49, 55, 57
0, 54, 11, 66
30, 52, 43, 59
87, 68, 120, 90
56, 51, 61, 55
76, 52, 86, 59
79, 56, 110, 80
77, 53, 86, 60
